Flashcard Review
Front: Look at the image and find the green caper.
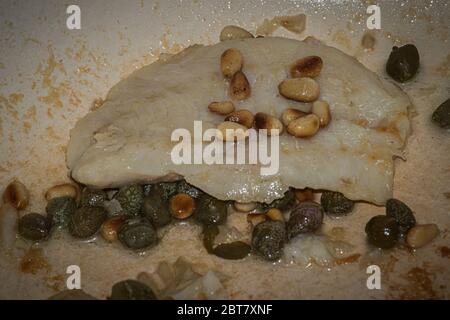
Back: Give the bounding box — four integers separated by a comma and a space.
268, 189, 297, 211
177, 180, 204, 198
202, 225, 220, 253
118, 219, 157, 250
46, 196, 77, 228
213, 241, 251, 260
286, 201, 324, 239
432, 98, 450, 129
18, 213, 51, 241
69, 206, 107, 239
251, 220, 286, 261
142, 193, 172, 228
320, 191, 354, 216
80, 187, 107, 207
365, 215, 399, 249
146, 181, 179, 201
114, 184, 144, 217
109, 280, 156, 300
386, 198, 416, 235
194, 194, 228, 226
386, 44, 420, 82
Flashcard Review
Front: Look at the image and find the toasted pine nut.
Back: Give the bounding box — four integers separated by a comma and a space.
281, 108, 307, 126
170, 193, 196, 219
278, 77, 320, 102
3, 180, 29, 210
45, 183, 79, 201
208, 101, 235, 115
287, 114, 320, 138
230, 71, 251, 100
294, 188, 314, 202
221, 48, 243, 78
311, 100, 331, 127
225, 109, 254, 128
234, 201, 257, 212
406, 224, 440, 249
220, 25, 254, 41
247, 213, 266, 226
101, 216, 127, 242
290, 56, 323, 78
217, 121, 249, 141
266, 208, 284, 222
254, 112, 284, 136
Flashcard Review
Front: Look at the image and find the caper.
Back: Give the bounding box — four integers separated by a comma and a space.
268, 188, 297, 211
80, 187, 107, 207
432, 98, 450, 129
365, 215, 399, 249
46, 196, 77, 228
18, 213, 51, 241
177, 180, 204, 198
251, 220, 286, 261
69, 206, 107, 239
118, 219, 157, 250
286, 201, 323, 239
202, 225, 220, 253
213, 241, 251, 260
386, 198, 416, 235
109, 280, 156, 300
194, 194, 228, 226
144, 181, 178, 201
114, 184, 144, 217
320, 191, 354, 216
386, 44, 420, 82
142, 193, 172, 228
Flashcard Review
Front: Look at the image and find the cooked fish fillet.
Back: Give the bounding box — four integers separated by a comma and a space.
67, 37, 411, 205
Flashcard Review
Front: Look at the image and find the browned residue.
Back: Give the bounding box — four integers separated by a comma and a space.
438, 246, 450, 258
20, 247, 51, 274
389, 267, 441, 299
335, 254, 361, 265
435, 54, 450, 77
90, 98, 105, 111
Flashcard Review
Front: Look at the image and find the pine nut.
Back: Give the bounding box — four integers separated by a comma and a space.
254, 112, 284, 136
230, 71, 251, 100
169, 193, 196, 219
287, 114, 320, 138
220, 25, 254, 41
2, 180, 29, 210
281, 108, 307, 126
208, 101, 235, 115
234, 201, 257, 212
278, 77, 320, 102
221, 48, 243, 78
290, 56, 323, 78
45, 183, 79, 201
101, 215, 127, 242
406, 224, 440, 248
311, 100, 331, 127
225, 109, 254, 128
294, 188, 314, 202
266, 208, 284, 222
217, 121, 249, 141
247, 213, 266, 226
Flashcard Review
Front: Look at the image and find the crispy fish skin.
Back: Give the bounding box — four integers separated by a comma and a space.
67, 37, 411, 205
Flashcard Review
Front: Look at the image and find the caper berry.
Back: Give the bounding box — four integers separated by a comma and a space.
213, 241, 251, 260
69, 206, 107, 239
114, 184, 144, 217
80, 187, 107, 207
386, 44, 420, 83
432, 98, 450, 129
18, 213, 51, 241
320, 191, 354, 216
142, 193, 172, 228
268, 189, 297, 211
194, 194, 228, 226
252, 220, 286, 261
386, 198, 416, 235
365, 215, 399, 249
118, 219, 157, 250
109, 280, 156, 300
286, 201, 324, 239
46, 196, 77, 228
